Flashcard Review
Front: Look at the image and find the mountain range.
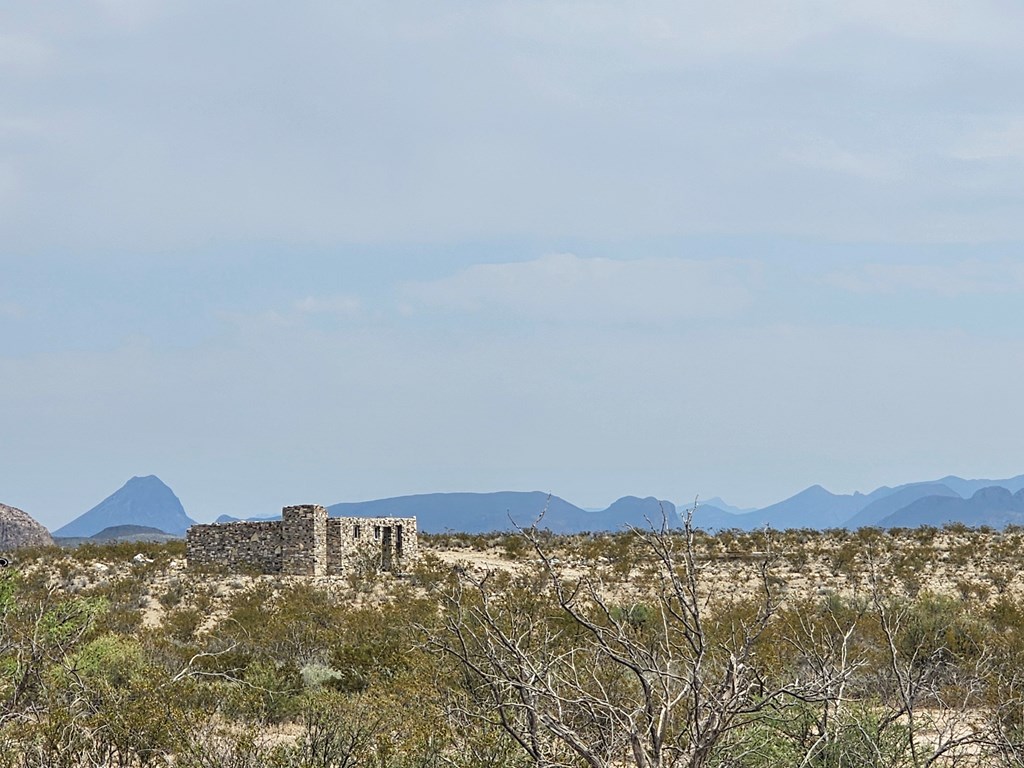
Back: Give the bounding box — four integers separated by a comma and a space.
44, 471, 1024, 538
692, 474, 1024, 531
217, 493, 681, 534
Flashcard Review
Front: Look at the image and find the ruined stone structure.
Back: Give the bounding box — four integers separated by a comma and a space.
186, 504, 417, 575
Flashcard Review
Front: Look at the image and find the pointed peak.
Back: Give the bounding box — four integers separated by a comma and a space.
127, 474, 166, 485
53, 474, 194, 538
795, 484, 834, 498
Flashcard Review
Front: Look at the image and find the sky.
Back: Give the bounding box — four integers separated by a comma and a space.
3, 2, 1024, 529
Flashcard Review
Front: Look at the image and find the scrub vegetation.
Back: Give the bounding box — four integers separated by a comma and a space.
4, 519, 1024, 767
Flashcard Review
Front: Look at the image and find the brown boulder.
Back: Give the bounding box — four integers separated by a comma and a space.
0, 503, 55, 551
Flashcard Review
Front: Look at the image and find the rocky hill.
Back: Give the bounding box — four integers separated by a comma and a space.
0, 503, 55, 550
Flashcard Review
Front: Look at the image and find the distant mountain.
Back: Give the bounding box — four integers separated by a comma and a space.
192, 471, 1024, 536
930, 475, 1024, 498
54, 524, 181, 548
0, 503, 55, 550
877, 486, 1024, 529
708, 485, 886, 531
700, 497, 756, 515
681, 481, 1024, 532
91, 524, 179, 542
327, 492, 678, 534
573, 497, 681, 531
842, 483, 961, 529
53, 476, 196, 538
690, 504, 746, 531
215, 513, 280, 524
738, 476, 1024, 531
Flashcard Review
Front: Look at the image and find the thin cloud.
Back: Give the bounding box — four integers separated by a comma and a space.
91, 0, 177, 30
213, 295, 365, 339
494, 1, 1023, 63
294, 295, 363, 316
0, 32, 54, 73
953, 117, 1024, 162
786, 141, 901, 182
825, 260, 1024, 297
0, 302, 26, 319
403, 254, 755, 324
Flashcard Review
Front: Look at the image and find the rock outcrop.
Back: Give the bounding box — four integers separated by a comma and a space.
0, 503, 55, 550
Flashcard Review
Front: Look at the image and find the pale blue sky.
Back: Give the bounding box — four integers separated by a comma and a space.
3, 2, 1024, 528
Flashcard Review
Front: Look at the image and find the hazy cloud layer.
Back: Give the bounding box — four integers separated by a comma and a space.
3, 2, 1024, 253
294, 295, 363, 316
3, 4, 1024, 527
826, 259, 1024, 296
0, 302, 26, 319
5, 298, 1023, 528
403, 255, 755, 323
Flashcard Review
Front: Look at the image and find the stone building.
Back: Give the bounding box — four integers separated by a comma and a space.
186, 504, 417, 576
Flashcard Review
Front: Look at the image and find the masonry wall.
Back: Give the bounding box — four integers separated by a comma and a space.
282, 504, 328, 577
326, 518, 347, 577
186, 521, 282, 572
187, 507, 418, 575
327, 516, 418, 574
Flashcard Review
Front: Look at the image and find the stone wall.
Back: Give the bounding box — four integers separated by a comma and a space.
326, 517, 347, 577
186, 521, 282, 572
327, 516, 418, 574
282, 504, 328, 577
187, 506, 417, 576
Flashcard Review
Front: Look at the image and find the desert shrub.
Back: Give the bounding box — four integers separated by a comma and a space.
899, 595, 983, 670
500, 533, 529, 560
159, 575, 188, 608
784, 543, 810, 570
328, 594, 437, 691
344, 547, 387, 591
174, 719, 291, 768
829, 540, 860, 578
12, 630, 189, 766
595, 530, 644, 580
85, 573, 148, 635
746, 702, 911, 768
986, 565, 1014, 595
956, 578, 990, 602
989, 596, 1024, 634
300, 661, 346, 690
406, 551, 453, 592
73, 539, 185, 569
220, 658, 303, 724
608, 601, 656, 631
277, 683, 450, 768
0, 570, 108, 716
